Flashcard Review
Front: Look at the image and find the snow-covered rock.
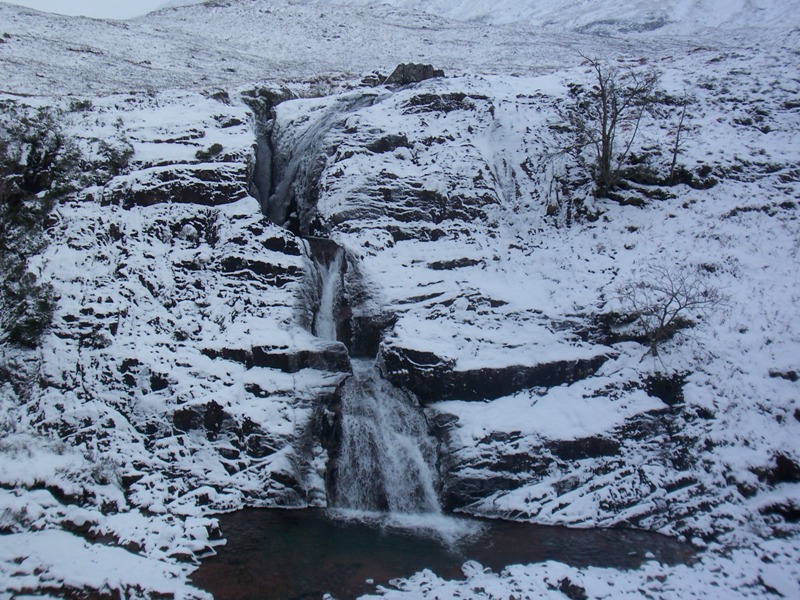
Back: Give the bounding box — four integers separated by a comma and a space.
1, 0, 799, 598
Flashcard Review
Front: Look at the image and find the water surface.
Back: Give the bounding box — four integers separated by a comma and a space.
192, 509, 695, 600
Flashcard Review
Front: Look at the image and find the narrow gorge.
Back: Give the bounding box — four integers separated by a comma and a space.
253, 89, 445, 517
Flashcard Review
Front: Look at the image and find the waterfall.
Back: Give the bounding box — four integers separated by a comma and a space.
334, 359, 441, 514
307, 242, 441, 515
313, 247, 343, 341
265, 95, 443, 518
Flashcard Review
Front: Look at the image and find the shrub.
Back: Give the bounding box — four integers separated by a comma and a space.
562, 56, 660, 198
195, 143, 223, 161
1, 103, 77, 348
199, 208, 222, 247
98, 137, 134, 177
616, 263, 722, 358
3, 274, 56, 348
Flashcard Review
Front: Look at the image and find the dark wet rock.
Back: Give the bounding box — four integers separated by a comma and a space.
173, 401, 226, 435
172, 402, 282, 460
105, 164, 250, 209
149, 373, 169, 392
558, 577, 588, 600
386, 224, 447, 242
360, 71, 386, 87
550, 436, 621, 461
367, 134, 412, 154
644, 371, 688, 406
201, 347, 253, 367
769, 369, 798, 382
261, 233, 303, 255
428, 257, 482, 270
442, 475, 523, 510
239, 86, 293, 119
755, 454, 800, 485
118, 358, 142, 388
202, 342, 351, 374
403, 92, 489, 115
121, 473, 144, 490
218, 256, 302, 285
381, 345, 609, 402
305, 236, 343, 265
760, 500, 800, 523
384, 63, 444, 86
345, 312, 394, 358
252, 344, 351, 373
203, 400, 226, 435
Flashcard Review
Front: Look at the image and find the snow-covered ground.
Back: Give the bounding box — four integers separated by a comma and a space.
0, 0, 692, 96
301, 0, 800, 34
1, 0, 799, 598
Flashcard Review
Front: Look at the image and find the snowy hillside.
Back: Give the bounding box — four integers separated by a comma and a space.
1, 0, 799, 598
298, 0, 800, 34
0, 0, 767, 96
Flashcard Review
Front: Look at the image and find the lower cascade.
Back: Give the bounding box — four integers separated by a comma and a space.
309, 242, 442, 515
333, 359, 441, 514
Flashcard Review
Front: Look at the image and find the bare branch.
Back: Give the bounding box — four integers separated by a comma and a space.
616, 263, 722, 358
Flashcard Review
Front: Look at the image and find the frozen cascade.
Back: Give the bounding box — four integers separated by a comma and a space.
333, 359, 442, 514
268, 92, 382, 230
312, 246, 344, 340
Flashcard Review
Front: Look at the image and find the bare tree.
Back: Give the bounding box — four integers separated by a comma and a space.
668, 91, 692, 184
565, 56, 660, 198
616, 263, 722, 359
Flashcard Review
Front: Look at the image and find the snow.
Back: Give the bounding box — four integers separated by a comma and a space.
0, 0, 685, 96
1, 0, 799, 598
303, 0, 800, 34
435, 382, 665, 442
0, 529, 207, 599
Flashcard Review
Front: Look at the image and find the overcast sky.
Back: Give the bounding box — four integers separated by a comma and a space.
2, 0, 202, 19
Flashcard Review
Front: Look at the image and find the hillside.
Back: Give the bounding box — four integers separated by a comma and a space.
1, 0, 799, 598
297, 0, 800, 34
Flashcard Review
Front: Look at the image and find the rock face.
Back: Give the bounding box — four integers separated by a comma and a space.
381, 345, 609, 402
265, 75, 712, 532
384, 63, 445, 85
17, 90, 351, 527
102, 163, 251, 208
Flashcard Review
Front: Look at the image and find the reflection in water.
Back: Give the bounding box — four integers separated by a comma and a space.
192, 509, 695, 600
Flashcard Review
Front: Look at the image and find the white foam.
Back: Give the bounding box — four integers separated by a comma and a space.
327, 508, 486, 547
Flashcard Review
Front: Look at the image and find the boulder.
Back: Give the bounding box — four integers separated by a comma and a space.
384, 63, 444, 86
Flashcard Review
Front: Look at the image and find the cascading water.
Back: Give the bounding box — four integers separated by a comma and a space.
264, 91, 444, 520
309, 242, 442, 515
333, 359, 441, 514
312, 247, 343, 341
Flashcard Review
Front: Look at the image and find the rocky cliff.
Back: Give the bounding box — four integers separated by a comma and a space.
1, 3, 799, 597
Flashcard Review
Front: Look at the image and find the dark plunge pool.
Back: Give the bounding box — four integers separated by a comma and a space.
191, 509, 695, 600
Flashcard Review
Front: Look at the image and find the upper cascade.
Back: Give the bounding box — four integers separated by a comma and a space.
312, 246, 345, 341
